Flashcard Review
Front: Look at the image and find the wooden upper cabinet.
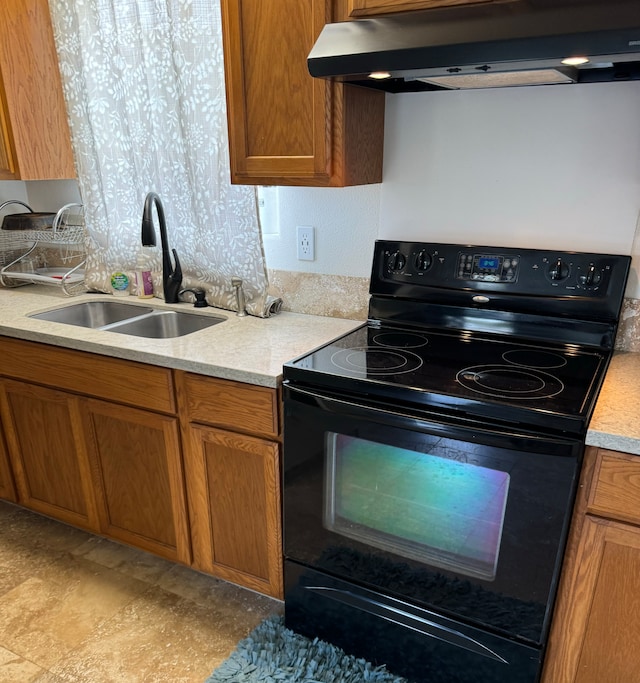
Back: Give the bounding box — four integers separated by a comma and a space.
348, 0, 500, 16
0, 0, 75, 180
0, 95, 15, 178
221, 0, 384, 186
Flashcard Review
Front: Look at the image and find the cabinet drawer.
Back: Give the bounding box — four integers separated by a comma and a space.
177, 372, 279, 439
0, 337, 175, 414
588, 449, 640, 526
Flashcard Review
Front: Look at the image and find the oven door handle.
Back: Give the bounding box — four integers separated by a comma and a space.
285, 383, 580, 454
305, 585, 508, 664
285, 384, 463, 427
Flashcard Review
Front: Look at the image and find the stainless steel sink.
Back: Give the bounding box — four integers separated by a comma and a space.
109, 310, 224, 338
30, 301, 154, 328
30, 300, 226, 338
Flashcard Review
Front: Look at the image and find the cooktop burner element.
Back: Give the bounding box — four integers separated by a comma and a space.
502, 350, 567, 369
456, 364, 564, 399
330, 346, 424, 375
371, 331, 429, 348
330, 330, 429, 375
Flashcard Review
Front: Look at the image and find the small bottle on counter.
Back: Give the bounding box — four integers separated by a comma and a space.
134, 250, 154, 299
110, 269, 130, 296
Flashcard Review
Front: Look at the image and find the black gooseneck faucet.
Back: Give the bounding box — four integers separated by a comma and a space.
141, 192, 183, 304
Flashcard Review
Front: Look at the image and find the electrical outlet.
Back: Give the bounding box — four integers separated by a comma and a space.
296, 225, 315, 261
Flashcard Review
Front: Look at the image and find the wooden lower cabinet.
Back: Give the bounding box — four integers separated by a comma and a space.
0, 337, 187, 561
184, 424, 282, 598
0, 419, 16, 502
82, 399, 190, 564
542, 447, 640, 683
0, 337, 284, 599
177, 371, 283, 599
0, 379, 100, 530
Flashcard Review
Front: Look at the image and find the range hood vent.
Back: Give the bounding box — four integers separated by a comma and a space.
308, 1, 640, 92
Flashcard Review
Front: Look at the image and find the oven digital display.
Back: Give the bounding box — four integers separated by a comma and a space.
324, 433, 510, 581
478, 256, 500, 271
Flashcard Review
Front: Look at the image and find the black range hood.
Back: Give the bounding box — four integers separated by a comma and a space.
308, 1, 640, 92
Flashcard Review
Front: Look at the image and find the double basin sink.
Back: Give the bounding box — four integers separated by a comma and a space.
30, 300, 225, 339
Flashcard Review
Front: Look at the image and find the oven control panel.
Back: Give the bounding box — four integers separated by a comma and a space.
372, 241, 630, 297
369, 240, 631, 342
373, 240, 631, 300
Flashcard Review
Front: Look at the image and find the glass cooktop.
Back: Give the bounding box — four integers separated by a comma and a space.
285, 324, 606, 424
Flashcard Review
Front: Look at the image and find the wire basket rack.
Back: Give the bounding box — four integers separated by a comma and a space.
0, 203, 87, 296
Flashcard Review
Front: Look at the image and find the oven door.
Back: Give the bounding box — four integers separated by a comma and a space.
283, 383, 582, 646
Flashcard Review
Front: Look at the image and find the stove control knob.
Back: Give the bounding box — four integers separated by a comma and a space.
387, 251, 406, 272
578, 263, 602, 288
414, 250, 432, 271
548, 258, 569, 281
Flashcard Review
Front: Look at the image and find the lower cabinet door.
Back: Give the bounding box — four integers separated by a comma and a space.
543, 516, 640, 683
184, 423, 283, 598
0, 379, 100, 529
82, 398, 191, 564
0, 421, 17, 502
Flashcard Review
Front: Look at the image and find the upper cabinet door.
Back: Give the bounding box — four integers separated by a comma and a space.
0, 0, 75, 180
221, 0, 384, 187
0, 97, 16, 178
348, 0, 497, 16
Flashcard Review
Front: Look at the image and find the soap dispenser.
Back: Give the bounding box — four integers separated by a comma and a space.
134, 250, 154, 299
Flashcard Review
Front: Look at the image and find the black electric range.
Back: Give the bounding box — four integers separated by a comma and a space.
281, 240, 631, 683
285, 240, 631, 436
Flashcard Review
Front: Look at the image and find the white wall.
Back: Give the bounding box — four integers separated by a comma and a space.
262, 80, 640, 295
380, 82, 640, 253
260, 184, 381, 278
25, 180, 82, 211
0, 181, 30, 210
0, 180, 81, 217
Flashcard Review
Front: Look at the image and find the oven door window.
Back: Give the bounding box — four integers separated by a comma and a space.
324, 433, 509, 581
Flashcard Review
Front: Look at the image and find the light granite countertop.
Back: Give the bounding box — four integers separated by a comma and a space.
2, 286, 639, 450
0, 286, 363, 388
586, 351, 640, 455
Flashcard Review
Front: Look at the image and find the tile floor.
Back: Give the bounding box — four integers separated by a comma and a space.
0, 500, 281, 682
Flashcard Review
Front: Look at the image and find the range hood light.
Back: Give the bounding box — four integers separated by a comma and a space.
369, 71, 392, 80
562, 56, 590, 66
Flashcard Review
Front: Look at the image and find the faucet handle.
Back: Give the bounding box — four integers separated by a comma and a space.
231, 277, 247, 317
171, 249, 182, 282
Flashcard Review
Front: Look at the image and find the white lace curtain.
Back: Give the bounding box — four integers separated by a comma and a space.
48, 0, 280, 317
